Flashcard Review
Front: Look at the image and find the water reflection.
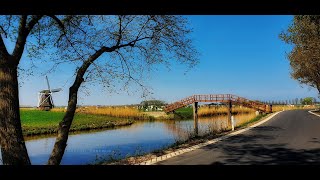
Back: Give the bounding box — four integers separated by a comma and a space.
0, 113, 256, 165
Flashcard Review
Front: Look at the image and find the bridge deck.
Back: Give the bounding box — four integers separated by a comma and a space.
164, 94, 271, 113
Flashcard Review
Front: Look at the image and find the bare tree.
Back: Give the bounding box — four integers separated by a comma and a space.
0, 15, 199, 165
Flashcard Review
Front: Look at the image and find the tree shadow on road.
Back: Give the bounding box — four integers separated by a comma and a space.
201, 125, 320, 165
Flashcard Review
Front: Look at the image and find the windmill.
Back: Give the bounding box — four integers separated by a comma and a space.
37, 76, 62, 111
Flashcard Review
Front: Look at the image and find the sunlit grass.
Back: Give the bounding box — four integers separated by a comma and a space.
20, 109, 133, 136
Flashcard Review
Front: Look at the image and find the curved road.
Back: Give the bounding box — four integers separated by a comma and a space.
156, 110, 320, 165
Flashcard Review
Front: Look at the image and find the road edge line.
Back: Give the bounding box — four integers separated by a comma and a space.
308, 109, 320, 117
140, 111, 283, 165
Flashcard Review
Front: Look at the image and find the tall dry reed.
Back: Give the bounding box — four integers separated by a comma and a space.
271, 105, 316, 112
52, 106, 145, 119
198, 106, 255, 117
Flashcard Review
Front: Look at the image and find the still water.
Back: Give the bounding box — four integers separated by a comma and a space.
0, 113, 256, 165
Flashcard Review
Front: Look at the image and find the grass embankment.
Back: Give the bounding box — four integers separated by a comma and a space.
21, 109, 133, 136
236, 114, 267, 128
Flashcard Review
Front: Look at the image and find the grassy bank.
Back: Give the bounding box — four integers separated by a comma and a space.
174, 107, 194, 119
21, 109, 133, 136
236, 114, 267, 128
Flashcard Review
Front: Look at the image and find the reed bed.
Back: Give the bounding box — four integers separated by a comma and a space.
48, 104, 319, 121
233, 113, 258, 127
271, 105, 317, 112
52, 106, 146, 120
198, 106, 255, 117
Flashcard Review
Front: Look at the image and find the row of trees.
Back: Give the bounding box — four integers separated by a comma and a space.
261, 97, 318, 105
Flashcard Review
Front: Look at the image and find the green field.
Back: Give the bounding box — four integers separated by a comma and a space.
174, 107, 193, 119
20, 109, 133, 136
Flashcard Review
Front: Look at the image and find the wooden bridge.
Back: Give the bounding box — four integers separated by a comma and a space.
164, 94, 272, 113
164, 94, 272, 135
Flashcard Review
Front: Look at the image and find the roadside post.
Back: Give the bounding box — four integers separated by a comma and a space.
231, 116, 235, 131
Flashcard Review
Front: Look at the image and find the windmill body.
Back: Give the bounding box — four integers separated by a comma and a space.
37, 76, 62, 111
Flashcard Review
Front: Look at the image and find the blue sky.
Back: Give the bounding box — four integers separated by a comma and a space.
16, 15, 319, 106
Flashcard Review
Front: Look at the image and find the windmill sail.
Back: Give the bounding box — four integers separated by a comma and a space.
51, 88, 62, 93
50, 95, 54, 108
46, 76, 51, 92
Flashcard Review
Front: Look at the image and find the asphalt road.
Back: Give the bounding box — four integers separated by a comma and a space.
156, 110, 320, 165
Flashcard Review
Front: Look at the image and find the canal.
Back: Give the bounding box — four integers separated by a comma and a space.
0, 113, 256, 165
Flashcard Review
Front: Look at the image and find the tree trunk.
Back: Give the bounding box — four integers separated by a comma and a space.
47, 46, 107, 165
0, 61, 31, 165
47, 85, 80, 165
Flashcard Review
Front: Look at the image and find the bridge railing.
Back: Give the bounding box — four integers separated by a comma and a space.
164, 95, 195, 112
231, 95, 267, 110
164, 94, 271, 113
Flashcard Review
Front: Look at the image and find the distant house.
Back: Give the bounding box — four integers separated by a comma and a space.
139, 100, 166, 111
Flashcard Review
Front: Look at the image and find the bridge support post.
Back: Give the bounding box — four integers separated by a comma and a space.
269, 104, 273, 113
228, 100, 232, 129
193, 102, 198, 136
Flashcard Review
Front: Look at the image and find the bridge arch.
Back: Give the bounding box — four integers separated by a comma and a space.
164, 94, 272, 135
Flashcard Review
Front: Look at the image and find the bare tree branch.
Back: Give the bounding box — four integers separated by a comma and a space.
115, 50, 131, 76
116, 16, 122, 46
47, 15, 65, 31
0, 26, 7, 38
12, 15, 43, 63
134, 16, 152, 43
25, 15, 43, 33
121, 15, 136, 33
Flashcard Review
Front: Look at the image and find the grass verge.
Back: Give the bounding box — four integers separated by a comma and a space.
236, 113, 268, 128
21, 109, 133, 136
